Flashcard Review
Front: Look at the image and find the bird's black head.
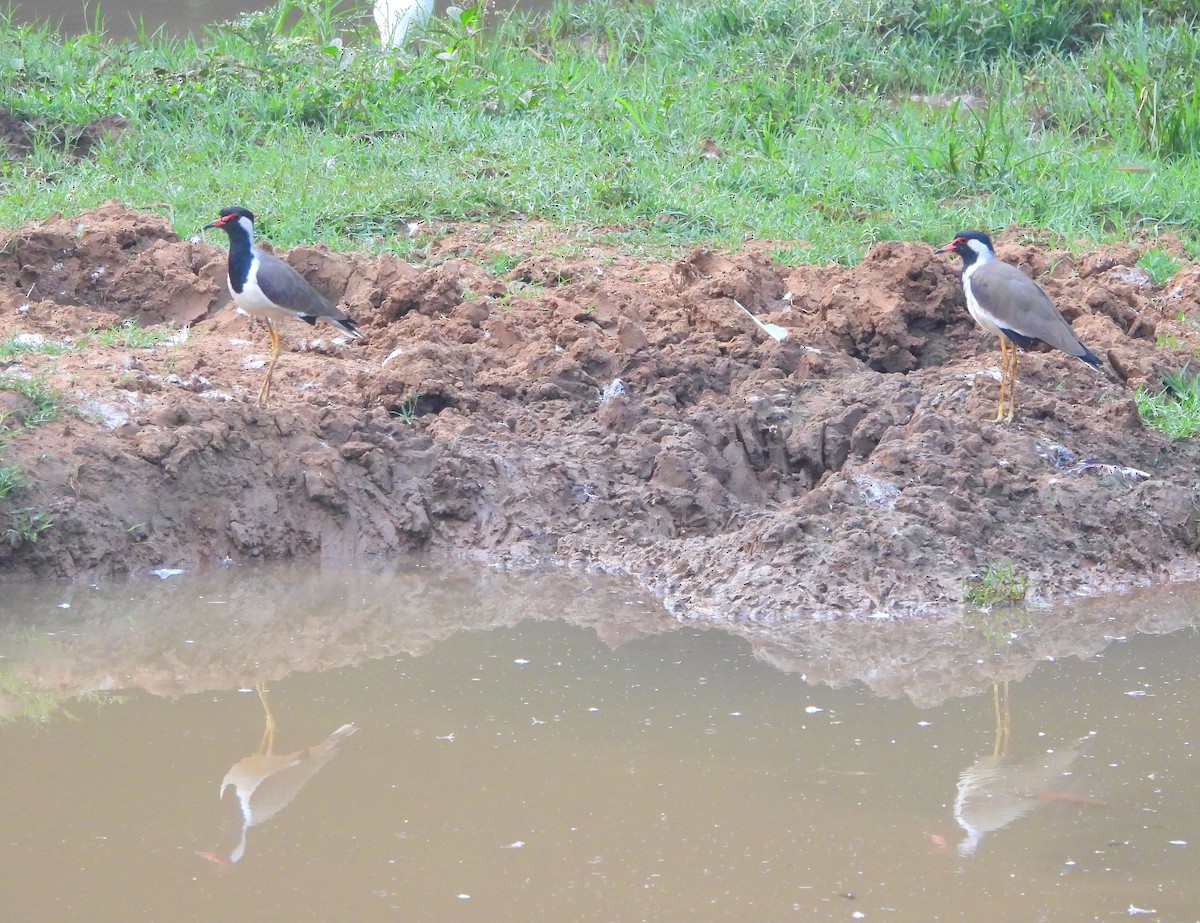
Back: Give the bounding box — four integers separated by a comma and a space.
203, 206, 257, 233
933, 229, 994, 263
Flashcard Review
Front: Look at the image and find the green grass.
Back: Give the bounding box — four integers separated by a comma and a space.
388, 391, 423, 422
0, 0, 1196, 262
1136, 363, 1200, 438
0, 668, 81, 724
0, 374, 61, 547
0, 666, 124, 724
82, 319, 176, 349
964, 562, 1030, 608
0, 323, 176, 549
1138, 247, 1182, 284
0, 322, 176, 367
0, 334, 72, 364
0, 462, 26, 500
0, 374, 59, 428
962, 604, 1032, 649
3, 507, 53, 546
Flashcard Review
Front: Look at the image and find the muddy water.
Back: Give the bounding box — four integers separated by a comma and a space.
1, 562, 1198, 921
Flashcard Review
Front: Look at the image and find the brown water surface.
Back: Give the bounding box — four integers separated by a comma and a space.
1, 561, 1198, 921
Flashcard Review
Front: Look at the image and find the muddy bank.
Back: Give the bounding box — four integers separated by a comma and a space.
1, 202, 1198, 619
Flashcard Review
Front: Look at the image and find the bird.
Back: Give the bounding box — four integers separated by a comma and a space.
953, 683, 1098, 856
202, 206, 363, 405
199, 682, 357, 866
934, 229, 1101, 422
374, 0, 434, 47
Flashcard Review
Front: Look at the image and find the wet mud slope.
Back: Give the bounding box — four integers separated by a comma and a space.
1, 202, 1198, 619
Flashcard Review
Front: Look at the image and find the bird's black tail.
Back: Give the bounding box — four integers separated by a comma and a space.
327, 316, 363, 339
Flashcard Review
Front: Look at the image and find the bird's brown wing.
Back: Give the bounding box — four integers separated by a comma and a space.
256, 250, 361, 337
255, 251, 338, 320
972, 262, 1094, 361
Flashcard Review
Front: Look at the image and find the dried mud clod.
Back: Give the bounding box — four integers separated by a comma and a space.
1, 204, 1199, 621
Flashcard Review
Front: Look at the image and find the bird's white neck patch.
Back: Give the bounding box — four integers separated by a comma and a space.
235, 215, 256, 241
966, 238, 995, 263
961, 237, 996, 285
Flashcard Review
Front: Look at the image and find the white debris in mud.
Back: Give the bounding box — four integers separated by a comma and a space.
733, 298, 788, 341
1040, 442, 1151, 480
853, 475, 900, 509
1107, 266, 1151, 287
597, 378, 627, 403
151, 568, 185, 579
168, 373, 215, 392
74, 390, 154, 428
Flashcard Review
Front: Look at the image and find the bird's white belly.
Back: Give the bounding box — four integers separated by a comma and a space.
965, 288, 1005, 337
962, 262, 1005, 337
227, 261, 296, 323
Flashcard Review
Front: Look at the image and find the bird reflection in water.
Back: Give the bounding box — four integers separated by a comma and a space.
953, 682, 1100, 857
200, 682, 357, 867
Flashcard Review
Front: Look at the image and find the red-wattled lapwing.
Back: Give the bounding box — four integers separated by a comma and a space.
953, 683, 1098, 856
202, 206, 363, 405
934, 229, 1101, 422
199, 682, 357, 867
374, 0, 433, 47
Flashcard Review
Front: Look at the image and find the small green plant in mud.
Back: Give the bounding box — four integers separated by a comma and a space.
0, 462, 25, 500
0, 374, 62, 547
1136, 363, 1200, 439
1138, 248, 1181, 285
0, 374, 60, 429
0, 333, 72, 364
963, 602, 1032, 650
3, 508, 53, 547
390, 392, 423, 423
0, 322, 173, 364
83, 319, 176, 350
484, 252, 522, 276
963, 562, 1029, 609
0, 667, 126, 725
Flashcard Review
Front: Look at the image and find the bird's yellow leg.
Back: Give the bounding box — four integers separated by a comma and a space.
1004, 344, 1018, 422
256, 680, 276, 755
258, 320, 281, 405
992, 681, 1011, 758
994, 337, 1009, 422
